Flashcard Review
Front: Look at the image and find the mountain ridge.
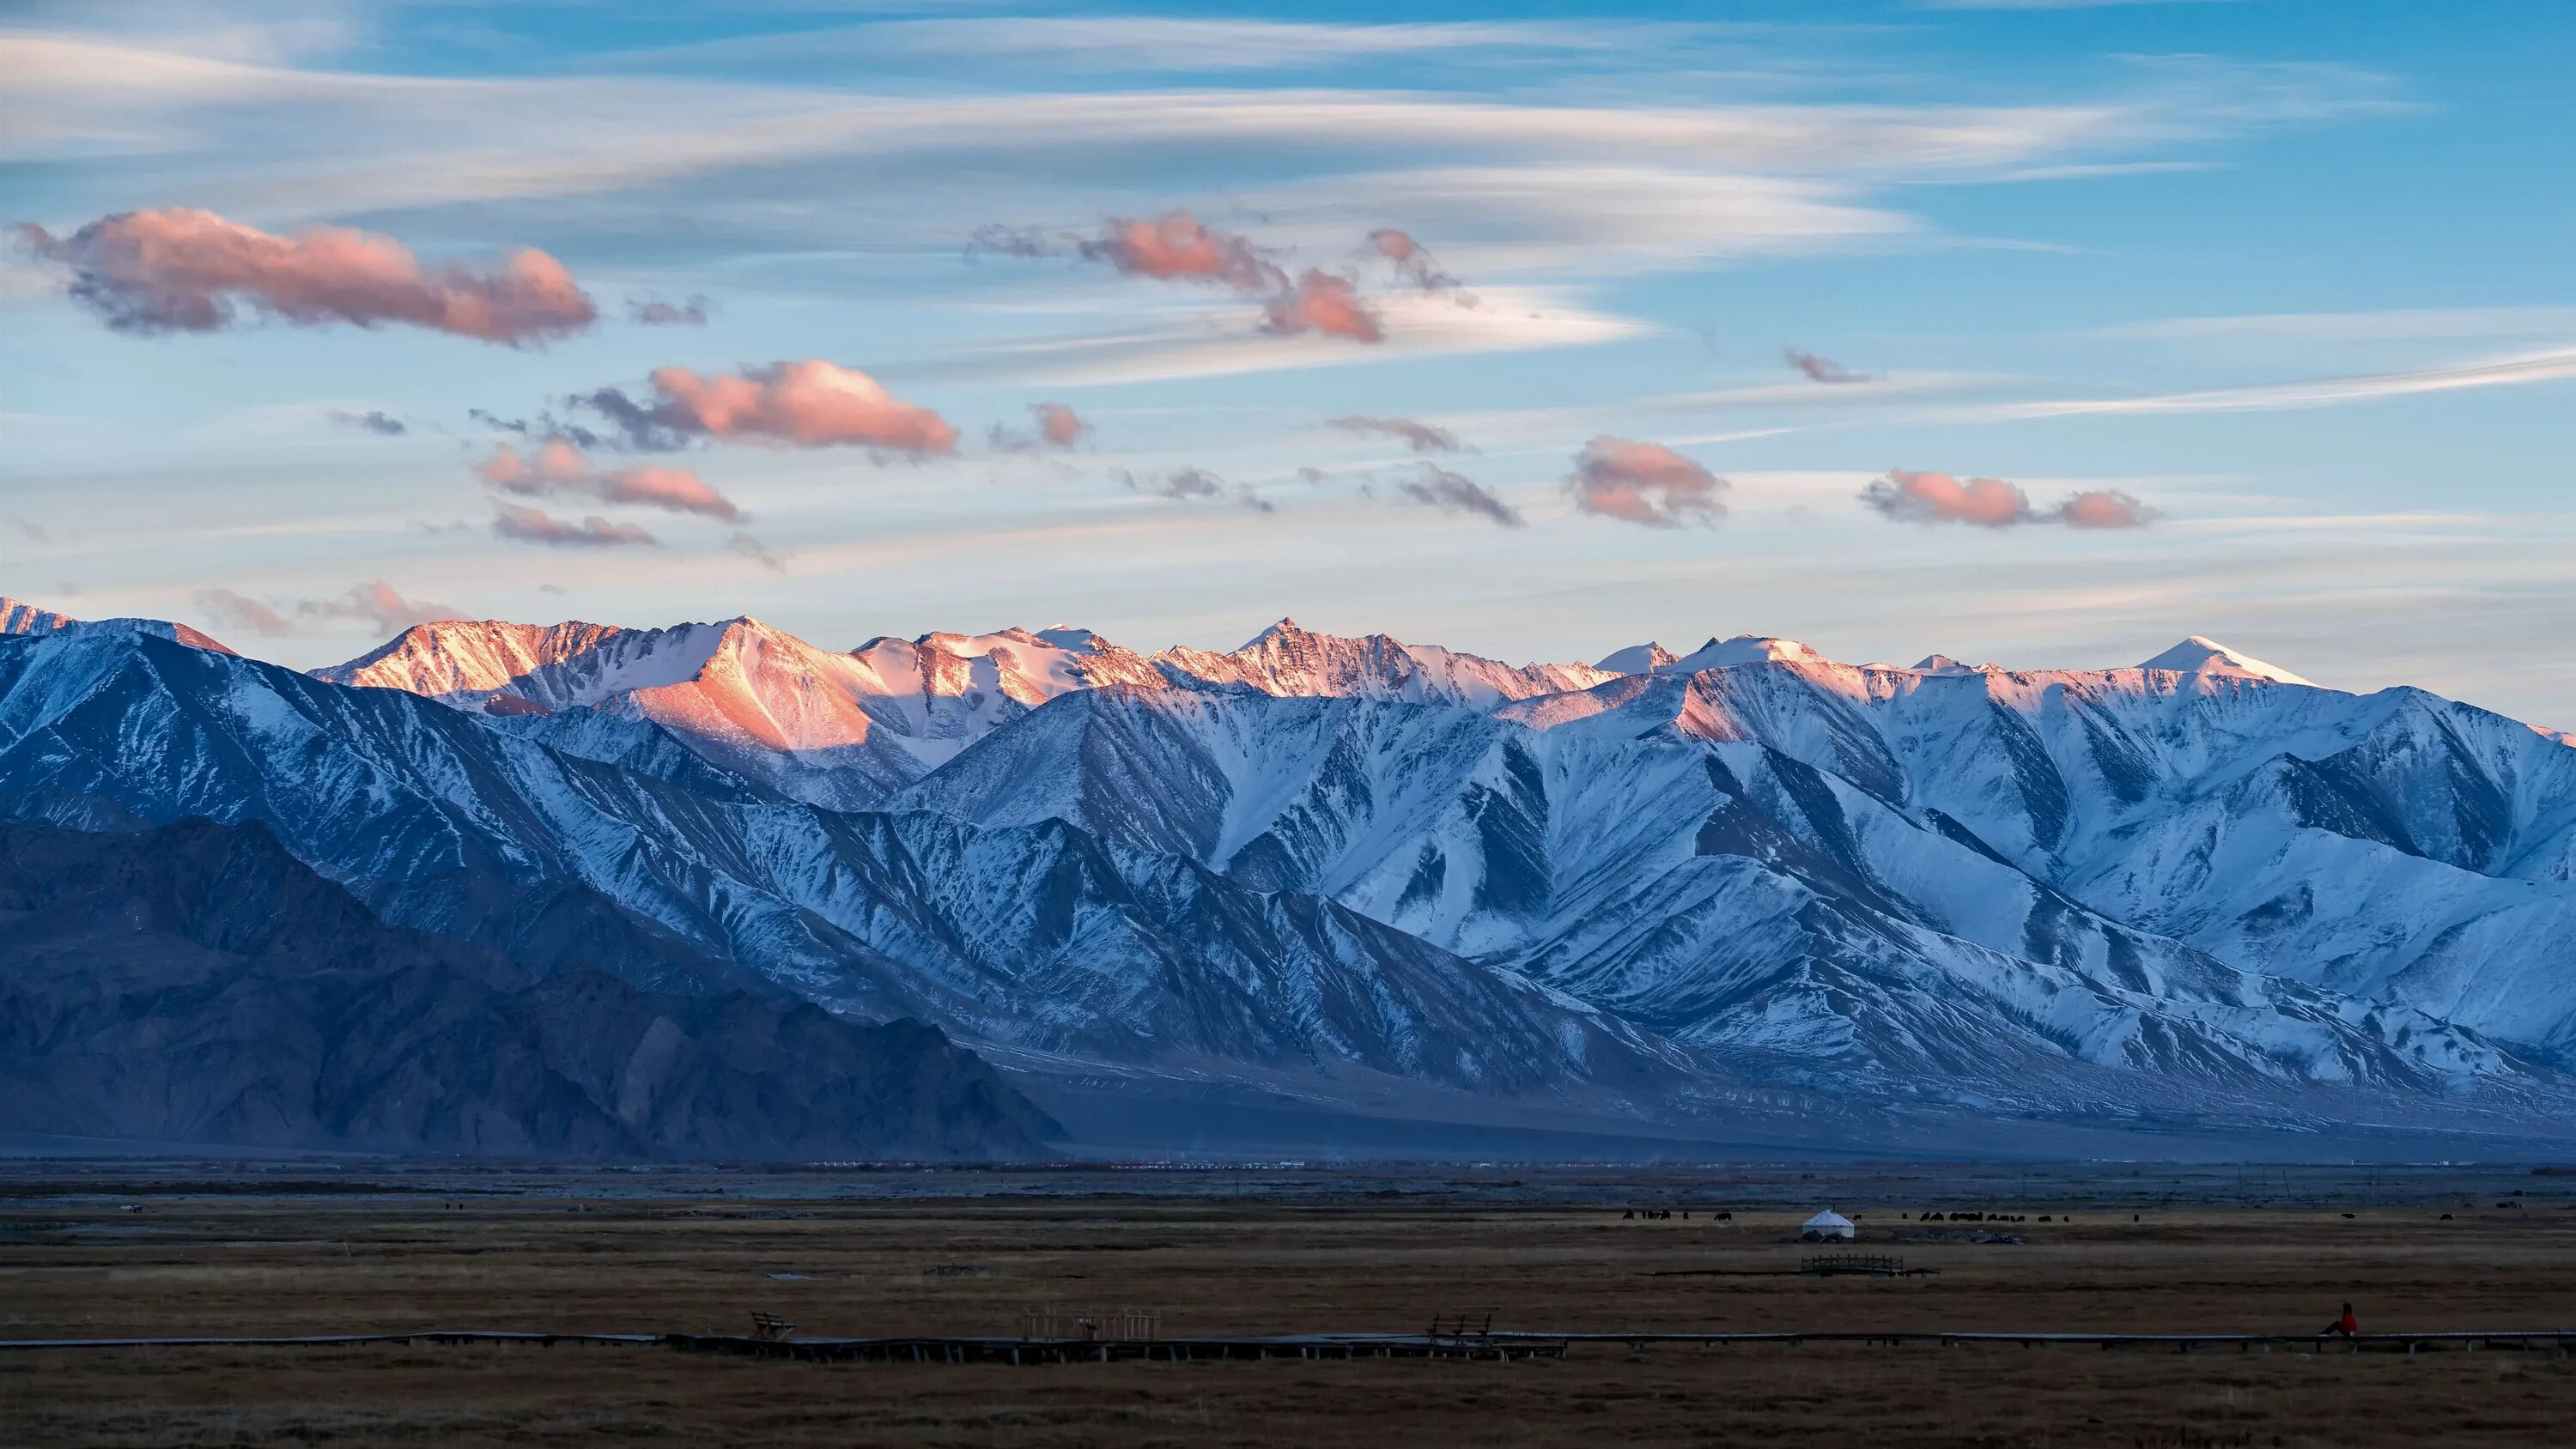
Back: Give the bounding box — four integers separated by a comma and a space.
8, 597, 2573, 1151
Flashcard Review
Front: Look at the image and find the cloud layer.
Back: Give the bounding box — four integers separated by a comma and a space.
491, 501, 658, 549
476, 439, 742, 519
19, 209, 595, 344
1568, 437, 1728, 527
1859, 469, 2154, 529
583, 361, 957, 453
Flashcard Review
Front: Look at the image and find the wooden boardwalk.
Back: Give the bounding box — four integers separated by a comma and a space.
0, 1328, 2566, 1363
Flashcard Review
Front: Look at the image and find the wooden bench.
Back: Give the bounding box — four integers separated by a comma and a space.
749, 1310, 795, 1342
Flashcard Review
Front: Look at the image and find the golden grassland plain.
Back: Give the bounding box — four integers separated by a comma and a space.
2, 1165, 2571, 1446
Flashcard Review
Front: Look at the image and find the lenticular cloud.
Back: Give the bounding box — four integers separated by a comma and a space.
1568, 437, 1728, 528
18, 208, 596, 344
586, 361, 958, 454
1861, 469, 2155, 530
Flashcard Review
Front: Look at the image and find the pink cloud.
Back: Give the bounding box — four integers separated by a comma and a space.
293, 581, 461, 634
2057, 488, 2154, 529
18, 208, 595, 344
1568, 437, 1728, 528
491, 501, 657, 549
1079, 211, 1286, 293
1861, 469, 2032, 526
982, 211, 1421, 343
1035, 402, 1088, 447
475, 440, 742, 520
1263, 270, 1382, 343
1366, 227, 1465, 295
1861, 470, 2156, 529
990, 401, 1091, 452
593, 361, 957, 453
194, 588, 294, 637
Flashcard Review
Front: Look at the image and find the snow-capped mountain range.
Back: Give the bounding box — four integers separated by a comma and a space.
7, 594, 2574, 1152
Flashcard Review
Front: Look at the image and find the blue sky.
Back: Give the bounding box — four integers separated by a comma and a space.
3, 0, 2570, 723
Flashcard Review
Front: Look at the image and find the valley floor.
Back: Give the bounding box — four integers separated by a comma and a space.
3, 1161, 2572, 1446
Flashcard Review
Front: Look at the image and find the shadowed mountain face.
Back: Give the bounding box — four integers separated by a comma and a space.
0, 815, 1060, 1160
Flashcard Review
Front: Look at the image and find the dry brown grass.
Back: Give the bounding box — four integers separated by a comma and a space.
3, 1171, 2571, 1446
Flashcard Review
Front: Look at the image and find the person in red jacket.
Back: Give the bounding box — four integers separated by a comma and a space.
2322, 1302, 2358, 1337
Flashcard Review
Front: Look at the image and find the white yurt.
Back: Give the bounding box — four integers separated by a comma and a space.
1801, 1208, 1856, 1241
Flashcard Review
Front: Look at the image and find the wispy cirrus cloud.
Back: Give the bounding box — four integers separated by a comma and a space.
2095, 307, 2576, 343
603, 17, 1699, 75
1120, 466, 1275, 513
728, 531, 788, 573
15, 208, 595, 343
1859, 469, 2154, 529
1331, 415, 1467, 452
1954, 346, 2576, 421
961, 284, 1647, 386
325, 407, 406, 436
1784, 347, 1870, 384
1396, 464, 1522, 527
626, 294, 708, 326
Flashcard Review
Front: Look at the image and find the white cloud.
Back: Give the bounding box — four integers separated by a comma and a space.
605, 17, 1695, 74
2098, 307, 2576, 343
1954, 347, 2576, 421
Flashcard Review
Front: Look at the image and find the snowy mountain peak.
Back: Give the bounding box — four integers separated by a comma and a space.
2, 595, 236, 655
2137, 635, 2315, 687
1595, 642, 1679, 674
1668, 634, 1832, 673
1240, 616, 1309, 651
1911, 653, 1996, 676
1159, 620, 1613, 709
